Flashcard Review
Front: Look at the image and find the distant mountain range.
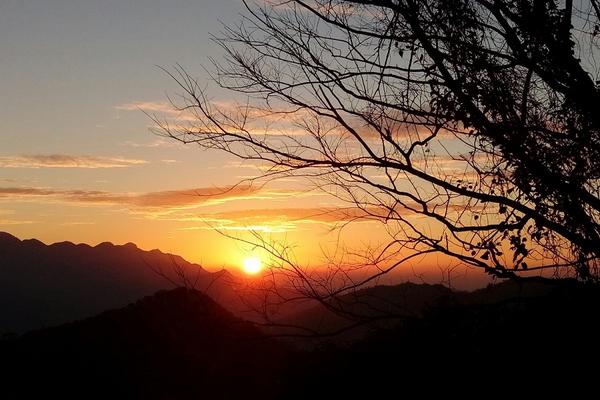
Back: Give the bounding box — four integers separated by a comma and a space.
0, 231, 581, 339
3, 275, 599, 397
2, 230, 599, 395
0, 232, 237, 333
274, 277, 572, 341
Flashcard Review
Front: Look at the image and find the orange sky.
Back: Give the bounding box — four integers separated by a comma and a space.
0, 1, 498, 289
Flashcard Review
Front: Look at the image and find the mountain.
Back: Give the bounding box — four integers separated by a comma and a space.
0, 232, 238, 333
287, 280, 600, 395
2, 276, 598, 397
275, 282, 454, 341
1, 288, 291, 399
274, 279, 597, 345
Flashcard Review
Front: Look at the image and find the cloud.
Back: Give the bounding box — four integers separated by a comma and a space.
0, 154, 147, 169
116, 101, 174, 114
0, 185, 262, 209
165, 206, 408, 233
120, 138, 178, 148
116, 101, 197, 123
0, 209, 37, 225
208, 207, 387, 223
119, 98, 314, 137
127, 186, 262, 208
0, 219, 37, 225
0, 187, 63, 196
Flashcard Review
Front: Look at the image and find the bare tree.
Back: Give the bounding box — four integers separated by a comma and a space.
152, 0, 600, 328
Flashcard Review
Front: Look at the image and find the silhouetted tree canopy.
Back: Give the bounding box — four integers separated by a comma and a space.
156, 0, 600, 309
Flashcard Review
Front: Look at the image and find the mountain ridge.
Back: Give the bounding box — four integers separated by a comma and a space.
0, 231, 195, 264
0, 231, 238, 333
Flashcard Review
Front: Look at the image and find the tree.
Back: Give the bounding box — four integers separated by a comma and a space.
153, 0, 600, 323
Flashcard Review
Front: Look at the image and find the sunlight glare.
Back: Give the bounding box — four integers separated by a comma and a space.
242, 257, 263, 275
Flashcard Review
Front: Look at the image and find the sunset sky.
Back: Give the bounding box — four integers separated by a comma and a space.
0, 0, 487, 286
0, 3, 594, 394
0, 1, 356, 267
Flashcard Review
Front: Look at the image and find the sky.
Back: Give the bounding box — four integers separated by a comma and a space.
0, 0, 353, 268
0, 0, 489, 287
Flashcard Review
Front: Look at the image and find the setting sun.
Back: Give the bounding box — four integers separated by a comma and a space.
242, 257, 263, 275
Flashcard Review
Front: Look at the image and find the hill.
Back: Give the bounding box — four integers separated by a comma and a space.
274, 282, 454, 341
1, 287, 291, 399
274, 279, 600, 346
0, 232, 237, 333
2, 278, 599, 396
287, 280, 600, 395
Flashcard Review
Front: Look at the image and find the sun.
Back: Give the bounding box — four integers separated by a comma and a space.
242, 257, 263, 275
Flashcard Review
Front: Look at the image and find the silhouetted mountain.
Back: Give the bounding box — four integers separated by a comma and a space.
277, 282, 453, 341
1, 288, 291, 399
285, 280, 600, 395
2, 276, 598, 397
0, 232, 238, 333
274, 277, 600, 368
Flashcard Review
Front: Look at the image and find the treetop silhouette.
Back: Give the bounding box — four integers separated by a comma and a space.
155, 0, 600, 308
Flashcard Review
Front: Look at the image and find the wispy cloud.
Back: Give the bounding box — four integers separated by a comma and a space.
116, 101, 174, 114
120, 138, 180, 149
126, 186, 263, 208
116, 101, 197, 123
0, 154, 147, 169
0, 209, 37, 225
208, 207, 388, 223
0, 185, 263, 209
167, 206, 402, 233
118, 99, 313, 136
0, 219, 37, 225
60, 222, 96, 226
